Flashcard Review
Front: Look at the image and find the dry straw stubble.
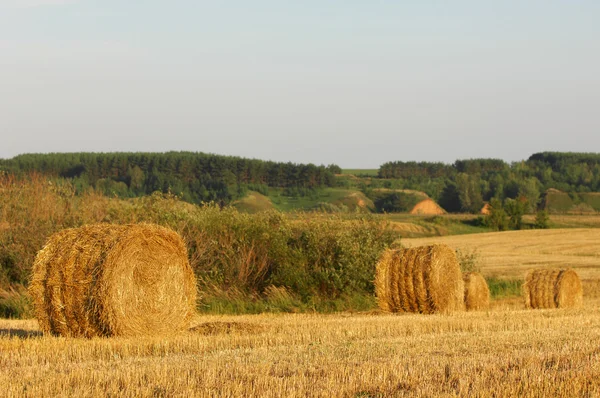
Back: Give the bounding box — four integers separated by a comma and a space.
462, 272, 490, 311
375, 244, 465, 314
29, 223, 197, 337
523, 268, 583, 309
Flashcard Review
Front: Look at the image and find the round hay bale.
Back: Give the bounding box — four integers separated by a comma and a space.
462, 272, 490, 311
522, 268, 583, 309
29, 224, 197, 337
374, 244, 465, 314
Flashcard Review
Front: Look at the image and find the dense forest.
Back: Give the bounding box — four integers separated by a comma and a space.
0, 152, 339, 205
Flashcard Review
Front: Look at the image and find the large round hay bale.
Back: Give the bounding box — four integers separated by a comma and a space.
375, 244, 465, 314
29, 224, 197, 337
462, 272, 490, 311
522, 268, 583, 309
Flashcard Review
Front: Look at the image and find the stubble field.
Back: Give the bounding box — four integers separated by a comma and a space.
1, 228, 599, 397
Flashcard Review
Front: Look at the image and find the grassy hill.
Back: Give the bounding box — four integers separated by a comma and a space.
264, 188, 374, 213
542, 189, 600, 214
232, 191, 276, 213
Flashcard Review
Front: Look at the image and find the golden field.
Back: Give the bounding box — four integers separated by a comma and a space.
1, 228, 600, 397
2, 309, 600, 397
404, 228, 600, 303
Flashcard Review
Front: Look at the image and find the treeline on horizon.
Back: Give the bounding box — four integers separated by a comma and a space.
0, 152, 340, 205
1, 151, 600, 213
361, 152, 600, 213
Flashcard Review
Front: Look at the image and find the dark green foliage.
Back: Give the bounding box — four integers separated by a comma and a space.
486, 278, 522, 299
455, 173, 484, 213
484, 199, 509, 231
534, 210, 550, 229
327, 164, 343, 174
454, 158, 508, 174
378, 161, 454, 179
438, 182, 462, 213
504, 198, 528, 230
373, 192, 422, 213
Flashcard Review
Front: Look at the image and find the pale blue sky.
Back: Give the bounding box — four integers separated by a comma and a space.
1, 1, 599, 167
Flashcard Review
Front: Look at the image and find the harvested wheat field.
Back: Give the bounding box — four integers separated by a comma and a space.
29, 223, 197, 338
1, 309, 600, 397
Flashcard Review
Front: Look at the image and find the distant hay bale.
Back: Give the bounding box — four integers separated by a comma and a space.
375, 244, 465, 314
522, 268, 583, 309
29, 224, 197, 337
462, 272, 490, 311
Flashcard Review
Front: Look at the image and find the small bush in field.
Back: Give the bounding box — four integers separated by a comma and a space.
455, 248, 481, 273
534, 210, 550, 229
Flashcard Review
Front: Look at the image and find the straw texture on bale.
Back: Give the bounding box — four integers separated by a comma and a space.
523, 268, 583, 309
375, 244, 465, 314
29, 223, 197, 337
462, 272, 490, 311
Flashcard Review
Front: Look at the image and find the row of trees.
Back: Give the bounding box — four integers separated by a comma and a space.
375, 153, 600, 214
0, 152, 339, 205
2, 151, 600, 213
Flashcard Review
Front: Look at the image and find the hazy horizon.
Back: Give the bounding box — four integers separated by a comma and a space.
2, 1, 599, 168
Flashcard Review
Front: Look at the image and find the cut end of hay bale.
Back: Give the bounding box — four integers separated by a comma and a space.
375, 244, 465, 314
555, 269, 583, 308
523, 268, 583, 310
462, 272, 490, 311
29, 223, 197, 338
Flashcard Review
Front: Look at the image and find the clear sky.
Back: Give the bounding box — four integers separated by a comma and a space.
1, 1, 599, 168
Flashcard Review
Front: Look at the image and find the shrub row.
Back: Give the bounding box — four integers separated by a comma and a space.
0, 174, 397, 316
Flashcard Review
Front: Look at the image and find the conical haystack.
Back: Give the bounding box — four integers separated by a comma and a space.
29, 223, 197, 337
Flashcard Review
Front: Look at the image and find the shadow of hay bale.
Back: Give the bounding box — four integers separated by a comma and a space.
189, 322, 266, 335
0, 328, 43, 339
